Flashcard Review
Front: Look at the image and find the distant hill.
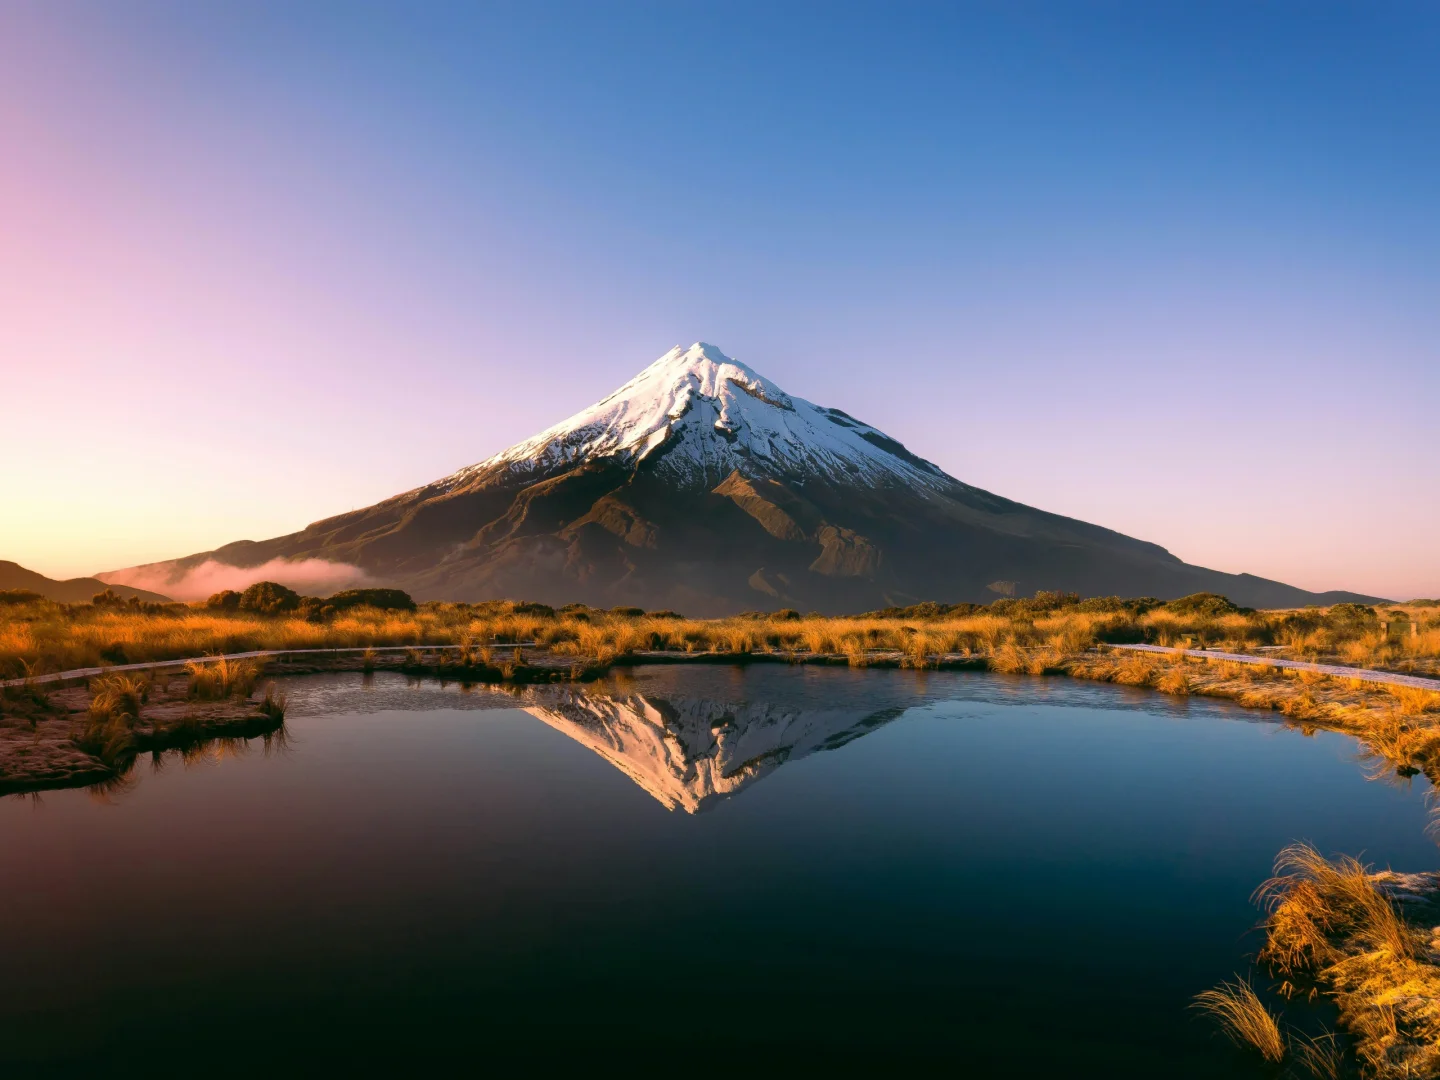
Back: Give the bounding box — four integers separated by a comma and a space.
0, 561, 173, 604
98, 343, 1391, 613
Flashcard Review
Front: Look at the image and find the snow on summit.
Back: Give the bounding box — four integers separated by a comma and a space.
448, 342, 948, 491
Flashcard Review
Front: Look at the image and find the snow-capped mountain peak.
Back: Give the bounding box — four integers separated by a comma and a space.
448, 342, 946, 491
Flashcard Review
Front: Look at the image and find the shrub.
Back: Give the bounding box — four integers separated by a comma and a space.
325, 588, 417, 612
297, 596, 329, 622
1075, 595, 1160, 615
1326, 603, 1378, 629
0, 589, 44, 605
238, 581, 301, 615
1013, 591, 1080, 615
1166, 592, 1248, 617
203, 590, 242, 612
609, 606, 645, 617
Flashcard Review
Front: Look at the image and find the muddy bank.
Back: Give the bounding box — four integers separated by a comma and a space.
0, 671, 285, 795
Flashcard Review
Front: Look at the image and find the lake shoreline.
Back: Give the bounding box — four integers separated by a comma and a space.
5, 643, 1436, 796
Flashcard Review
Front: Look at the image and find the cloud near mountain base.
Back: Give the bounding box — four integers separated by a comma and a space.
99, 558, 370, 602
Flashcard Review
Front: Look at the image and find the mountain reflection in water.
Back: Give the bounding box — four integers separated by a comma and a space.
282, 663, 1292, 816
518, 685, 904, 812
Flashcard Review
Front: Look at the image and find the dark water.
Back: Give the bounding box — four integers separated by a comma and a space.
2, 666, 1434, 1074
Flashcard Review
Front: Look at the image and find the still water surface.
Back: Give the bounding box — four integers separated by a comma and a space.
2, 666, 1434, 1073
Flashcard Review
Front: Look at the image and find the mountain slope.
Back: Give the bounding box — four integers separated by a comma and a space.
1, 561, 172, 604
99, 343, 1387, 611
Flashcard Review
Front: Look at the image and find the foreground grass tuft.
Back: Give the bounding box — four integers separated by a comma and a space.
1255, 842, 1440, 1077
75, 673, 151, 769
1192, 976, 1286, 1063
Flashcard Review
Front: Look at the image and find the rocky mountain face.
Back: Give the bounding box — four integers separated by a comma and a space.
100, 343, 1384, 612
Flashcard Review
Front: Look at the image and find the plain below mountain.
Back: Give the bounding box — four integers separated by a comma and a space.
99, 343, 1388, 613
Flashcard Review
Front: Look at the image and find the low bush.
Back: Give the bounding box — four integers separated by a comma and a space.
238, 581, 301, 615
1166, 592, 1251, 617
326, 588, 416, 613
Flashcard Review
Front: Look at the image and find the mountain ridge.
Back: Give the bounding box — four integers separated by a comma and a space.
99, 343, 1388, 611
1, 561, 172, 605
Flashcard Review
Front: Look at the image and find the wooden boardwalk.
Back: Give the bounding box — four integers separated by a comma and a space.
3, 642, 1436, 692
1104, 643, 1440, 691
0, 644, 538, 690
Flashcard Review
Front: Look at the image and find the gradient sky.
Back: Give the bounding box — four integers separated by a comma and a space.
2, 2, 1436, 599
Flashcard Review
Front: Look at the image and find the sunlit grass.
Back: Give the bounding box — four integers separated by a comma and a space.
4, 592, 1439, 782
187, 657, 261, 700
1253, 842, 1440, 1078
1192, 977, 1286, 1063
3, 594, 1436, 681
76, 672, 151, 769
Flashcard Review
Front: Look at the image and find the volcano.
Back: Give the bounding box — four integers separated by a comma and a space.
102, 343, 1382, 612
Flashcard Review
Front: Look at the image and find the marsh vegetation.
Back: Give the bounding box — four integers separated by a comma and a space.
3, 587, 1437, 678
6, 588, 1436, 782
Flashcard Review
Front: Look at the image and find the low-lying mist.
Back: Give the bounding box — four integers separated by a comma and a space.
99, 557, 371, 602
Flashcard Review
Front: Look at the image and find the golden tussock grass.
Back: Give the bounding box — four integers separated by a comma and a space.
1191, 976, 1286, 1062
3, 595, 1435, 678
4, 595, 1439, 782
1255, 842, 1440, 1078
186, 658, 261, 700
77, 672, 152, 769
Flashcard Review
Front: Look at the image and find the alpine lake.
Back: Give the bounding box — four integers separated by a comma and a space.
2, 665, 1434, 1074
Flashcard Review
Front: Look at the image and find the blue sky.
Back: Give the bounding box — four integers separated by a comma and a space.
2, 2, 1437, 597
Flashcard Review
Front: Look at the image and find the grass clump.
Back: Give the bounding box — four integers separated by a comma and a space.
187, 658, 260, 700
1255, 843, 1440, 1077
258, 684, 287, 721
1192, 976, 1286, 1063
76, 673, 151, 769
